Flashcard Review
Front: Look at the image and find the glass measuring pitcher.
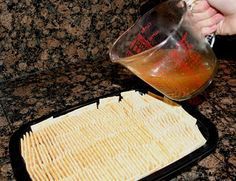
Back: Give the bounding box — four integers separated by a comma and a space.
109, 0, 218, 101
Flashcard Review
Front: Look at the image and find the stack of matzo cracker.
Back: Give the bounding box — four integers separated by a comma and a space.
21, 91, 206, 181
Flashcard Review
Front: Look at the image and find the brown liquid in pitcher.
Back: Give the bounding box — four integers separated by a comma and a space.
121, 49, 216, 100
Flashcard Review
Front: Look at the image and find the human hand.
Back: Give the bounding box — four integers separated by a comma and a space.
208, 0, 236, 35
191, 0, 236, 35
190, 0, 223, 36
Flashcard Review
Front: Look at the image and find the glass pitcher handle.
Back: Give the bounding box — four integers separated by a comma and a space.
205, 33, 216, 47
186, 0, 216, 47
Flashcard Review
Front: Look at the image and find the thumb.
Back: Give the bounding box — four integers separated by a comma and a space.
208, 0, 236, 15
216, 14, 236, 35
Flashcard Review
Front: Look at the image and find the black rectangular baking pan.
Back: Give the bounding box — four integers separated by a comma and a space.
9, 88, 218, 181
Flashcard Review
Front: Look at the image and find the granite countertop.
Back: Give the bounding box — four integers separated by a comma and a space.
0, 0, 235, 180
0, 59, 235, 180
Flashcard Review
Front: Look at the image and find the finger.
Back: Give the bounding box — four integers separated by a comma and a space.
191, 0, 210, 13
196, 13, 224, 28
192, 7, 217, 22
201, 24, 217, 36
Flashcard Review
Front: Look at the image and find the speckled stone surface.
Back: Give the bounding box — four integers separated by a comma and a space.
0, 59, 235, 180
0, 0, 141, 81
0, 106, 14, 180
